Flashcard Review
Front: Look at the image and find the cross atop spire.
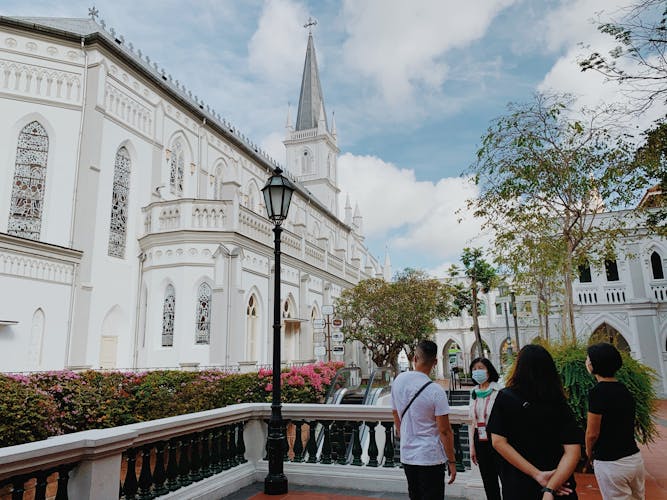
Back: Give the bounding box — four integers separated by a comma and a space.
88, 6, 99, 20
304, 16, 317, 33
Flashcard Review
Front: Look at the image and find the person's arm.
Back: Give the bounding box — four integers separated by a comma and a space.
392, 409, 401, 438
468, 399, 477, 465
436, 414, 457, 484
468, 423, 477, 465
541, 444, 580, 499
585, 412, 601, 463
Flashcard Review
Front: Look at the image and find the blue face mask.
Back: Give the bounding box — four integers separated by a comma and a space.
472, 369, 488, 385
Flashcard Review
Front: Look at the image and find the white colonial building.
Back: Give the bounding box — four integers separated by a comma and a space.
435, 202, 667, 397
0, 14, 386, 372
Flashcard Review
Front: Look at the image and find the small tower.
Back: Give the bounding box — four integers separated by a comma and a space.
284, 18, 340, 215
383, 247, 392, 282
353, 203, 363, 234
344, 194, 352, 225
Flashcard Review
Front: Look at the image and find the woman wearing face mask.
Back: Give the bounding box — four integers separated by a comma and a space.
468, 357, 503, 500
585, 342, 645, 500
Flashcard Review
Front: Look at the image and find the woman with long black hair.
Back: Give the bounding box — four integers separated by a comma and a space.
487, 344, 582, 500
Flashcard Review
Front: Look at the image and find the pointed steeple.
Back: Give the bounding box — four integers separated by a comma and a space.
344, 194, 352, 225
383, 247, 392, 282
353, 203, 363, 233
295, 31, 328, 132
331, 111, 337, 140
285, 103, 293, 138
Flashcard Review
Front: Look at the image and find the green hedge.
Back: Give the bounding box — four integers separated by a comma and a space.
0, 361, 343, 448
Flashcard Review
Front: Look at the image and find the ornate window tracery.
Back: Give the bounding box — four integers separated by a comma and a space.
246, 294, 259, 360
195, 283, 211, 344
8, 121, 49, 240
108, 147, 131, 257
169, 140, 184, 194
162, 284, 175, 347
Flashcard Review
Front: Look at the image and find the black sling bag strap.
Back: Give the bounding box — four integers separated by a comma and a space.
400, 380, 434, 420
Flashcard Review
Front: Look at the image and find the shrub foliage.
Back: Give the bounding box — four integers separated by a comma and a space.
547, 342, 658, 444
0, 361, 343, 448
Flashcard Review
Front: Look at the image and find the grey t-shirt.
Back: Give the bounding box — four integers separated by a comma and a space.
391, 371, 450, 465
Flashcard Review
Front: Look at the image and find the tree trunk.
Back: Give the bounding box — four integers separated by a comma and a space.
471, 285, 483, 358
563, 255, 577, 342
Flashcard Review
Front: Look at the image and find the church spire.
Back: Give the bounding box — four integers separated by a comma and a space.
295, 21, 328, 132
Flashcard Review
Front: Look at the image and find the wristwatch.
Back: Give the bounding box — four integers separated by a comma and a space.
541, 487, 556, 495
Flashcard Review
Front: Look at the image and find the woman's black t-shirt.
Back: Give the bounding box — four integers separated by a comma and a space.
588, 381, 639, 461
487, 388, 583, 500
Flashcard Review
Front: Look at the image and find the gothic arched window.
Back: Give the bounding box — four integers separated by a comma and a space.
246, 294, 259, 361
195, 283, 211, 344
605, 259, 620, 282
651, 251, 664, 280
162, 284, 175, 347
214, 165, 224, 200
108, 147, 131, 257
578, 262, 592, 283
8, 121, 49, 240
302, 149, 312, 174
169, 140, 184, 194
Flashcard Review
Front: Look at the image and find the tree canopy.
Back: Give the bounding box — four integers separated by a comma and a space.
467, 93, 650, 340
580, 0, 667, 111
335, 269, 460, 370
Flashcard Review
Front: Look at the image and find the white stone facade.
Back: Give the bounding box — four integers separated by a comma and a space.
435, 216, 667, 397
0, 16, 382, 372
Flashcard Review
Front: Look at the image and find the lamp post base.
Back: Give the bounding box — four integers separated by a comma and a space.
264, 475, 288, 495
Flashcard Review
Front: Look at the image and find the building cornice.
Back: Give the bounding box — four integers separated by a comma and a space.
0, 232, 82, 263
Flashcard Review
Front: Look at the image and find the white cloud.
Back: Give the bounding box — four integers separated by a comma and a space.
340, 0, 515, 106
260, 131, 287, 165
538, 0, 667, 124
338, 153, 485, 264
248, 0, 308, 84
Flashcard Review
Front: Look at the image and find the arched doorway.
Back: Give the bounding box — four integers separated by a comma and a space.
499, 338, 515, 371
589, 323, 630, 353
442, 340, 462, 378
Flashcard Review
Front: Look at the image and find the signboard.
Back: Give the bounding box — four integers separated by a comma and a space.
314, 346, 326, 356
313, 319, 325, 329
313, 332, 325, 342
322, 305, 334, 316
332, 318, 343, 328
331, 332, 344, 342
332, 345, 345, 354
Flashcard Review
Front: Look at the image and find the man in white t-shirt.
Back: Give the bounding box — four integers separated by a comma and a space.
391, 340, 457, 499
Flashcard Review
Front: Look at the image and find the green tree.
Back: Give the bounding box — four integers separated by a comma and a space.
450, 248, 498, 358
580, 0, 667, 112
335, 269, 459, 371
468, 93, 647, 341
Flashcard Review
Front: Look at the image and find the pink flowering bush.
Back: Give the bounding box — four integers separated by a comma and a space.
0, 362, 344, 447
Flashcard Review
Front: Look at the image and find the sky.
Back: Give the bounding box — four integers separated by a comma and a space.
1, 0, 663, 276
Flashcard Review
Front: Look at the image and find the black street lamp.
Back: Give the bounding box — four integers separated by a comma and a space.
261, 167, 295, 495
498, 284, 513, 361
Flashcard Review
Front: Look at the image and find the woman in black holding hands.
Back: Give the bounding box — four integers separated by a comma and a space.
488, 344, 582, 500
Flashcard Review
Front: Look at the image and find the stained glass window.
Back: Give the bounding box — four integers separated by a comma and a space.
169, 141, 184, 194
8, 121, 49, 240
162, 284, 175, 347
246, 294, 258, 360
195, 283, 211, 344
108, 147, 131, 257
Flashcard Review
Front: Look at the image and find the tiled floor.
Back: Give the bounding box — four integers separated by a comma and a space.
225, 483, 414, 500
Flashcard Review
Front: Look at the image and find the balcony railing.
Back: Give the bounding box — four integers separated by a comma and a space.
0, 403, 484, 499
651, 284, 667, 302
